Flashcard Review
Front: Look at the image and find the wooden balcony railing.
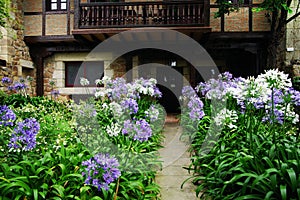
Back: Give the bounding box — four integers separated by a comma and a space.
74, 0, 210, 29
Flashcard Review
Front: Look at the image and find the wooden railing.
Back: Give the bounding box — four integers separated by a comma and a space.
74, 0, 210, 29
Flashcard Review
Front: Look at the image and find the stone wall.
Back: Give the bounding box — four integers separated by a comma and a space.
0, 0, 36, 95
43, 52, 117, 98
286, 0, 300, 78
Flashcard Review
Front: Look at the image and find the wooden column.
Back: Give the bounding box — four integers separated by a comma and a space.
29, 47, 52, 96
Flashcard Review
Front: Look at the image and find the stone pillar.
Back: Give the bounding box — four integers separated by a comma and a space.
132, 56, 139, 80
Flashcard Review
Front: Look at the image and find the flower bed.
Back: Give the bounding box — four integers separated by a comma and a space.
0, 76, 164, 199
181, 69, 300, 199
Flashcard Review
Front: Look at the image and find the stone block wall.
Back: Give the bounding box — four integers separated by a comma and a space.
0, 0, 36, 95
43, 52, 119, 98
286, 0, 300, 78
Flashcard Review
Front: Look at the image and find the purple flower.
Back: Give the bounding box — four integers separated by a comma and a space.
145, 105, 160, 122
82, 153, 121, 191
181, 86, 196, 99
285, 87, 300, 106
51, 90, 60, 98
8, 118, 40, 151
262, 108, 285, 124
13, 82, 26, 91
1, 77, 11, 84
121, 98, 138, 114
106, 78, 128, 101
187, 97, 205, 121
122, 119, 152, 142
0, 105, 16, 126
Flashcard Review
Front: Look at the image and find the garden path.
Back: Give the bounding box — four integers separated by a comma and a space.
156, 115, 198, 200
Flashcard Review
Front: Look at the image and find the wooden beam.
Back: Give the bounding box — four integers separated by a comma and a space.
42, 0, 46, 36
25, 35, 76, 44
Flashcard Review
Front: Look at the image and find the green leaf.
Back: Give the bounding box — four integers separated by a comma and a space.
51, 185, 65, 198
264, 191, 274, 199
286, 168, 297, 192
33, 189, 38, 200
90, 197, 103, 200
2, 181, 31, 196
280, 185, 287, 200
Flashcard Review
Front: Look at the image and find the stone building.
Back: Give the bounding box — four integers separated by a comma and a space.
1, 0, 272, 111
0, 0, 36, 95
286, 0, 300, 79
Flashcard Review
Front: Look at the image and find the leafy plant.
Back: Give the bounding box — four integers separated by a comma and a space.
182, 70, 300, 199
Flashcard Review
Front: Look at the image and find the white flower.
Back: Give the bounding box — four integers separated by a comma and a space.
106, 122, 122, 137
80, 77, 90, 86
256, 69, 292, 89
109, 102, 123, 118
149, 78, 157, 85
101, 76, 111, 85
95, 79, 102, 85
213, 108, 238, 129
94, 89, 107, 98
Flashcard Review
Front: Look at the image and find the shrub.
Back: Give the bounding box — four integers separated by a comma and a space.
182, 70, 300, 199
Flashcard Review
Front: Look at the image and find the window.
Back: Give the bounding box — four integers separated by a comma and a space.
65, 61, 104, 87
46, 0, 67, 11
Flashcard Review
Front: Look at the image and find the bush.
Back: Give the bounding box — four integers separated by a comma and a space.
0, 76, 164, 199
182, 70, 300, 199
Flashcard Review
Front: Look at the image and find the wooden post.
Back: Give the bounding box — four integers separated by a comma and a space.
74, 0, 80, 29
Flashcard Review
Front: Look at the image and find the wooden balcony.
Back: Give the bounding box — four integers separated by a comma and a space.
74, 0, 210, 29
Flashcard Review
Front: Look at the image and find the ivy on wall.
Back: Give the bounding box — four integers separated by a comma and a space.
0, 0, 11, 37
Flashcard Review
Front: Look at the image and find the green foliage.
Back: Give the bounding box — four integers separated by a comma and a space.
0, 0, 10, 37
0, 82, 163, 199
182, 78, 300, 199
215, 0, 293, 18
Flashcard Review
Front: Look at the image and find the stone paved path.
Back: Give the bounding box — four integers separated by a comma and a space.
156, 121, 198, 200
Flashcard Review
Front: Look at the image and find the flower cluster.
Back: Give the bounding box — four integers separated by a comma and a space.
145, 104, 160, 122
187, 97, 205, 121
13, 82, 27, 91
192, 70, 300, 124
213, 108, 238, 129
8, 118, 40, 151
80, 77, 90, 86
94, 77, 161, 101
82, 153, 121, 191
122, 119, 152, 142
120, 98, 139, 115
180, 86, 205, 122
106, 122, 122, 137
1, 77, 11, 84
1, 77, 32, 96
256, 68, 292, 89
51, 90, 60, 98
195, 72, 237, 100
132, 78, 162, 98
0, 105, 16, 126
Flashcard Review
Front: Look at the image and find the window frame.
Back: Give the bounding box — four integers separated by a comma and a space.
65, 61, 104, 87
46, 0, 68, 12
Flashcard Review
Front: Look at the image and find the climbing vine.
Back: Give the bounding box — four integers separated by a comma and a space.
0, 0, 11, 37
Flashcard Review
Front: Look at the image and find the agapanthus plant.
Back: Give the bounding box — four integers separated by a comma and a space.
0, 105, 16, 126
193, 70, 300, 125
145, 104, 160, 122
180, 86, 205, 122
122, 119, 152, 142
1, 77, 11, 85
8, 118, 40, 151
82, 153, 121, 191
94, 77, 161, 101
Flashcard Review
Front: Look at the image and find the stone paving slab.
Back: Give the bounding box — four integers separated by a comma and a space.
156, 122, 198, 200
